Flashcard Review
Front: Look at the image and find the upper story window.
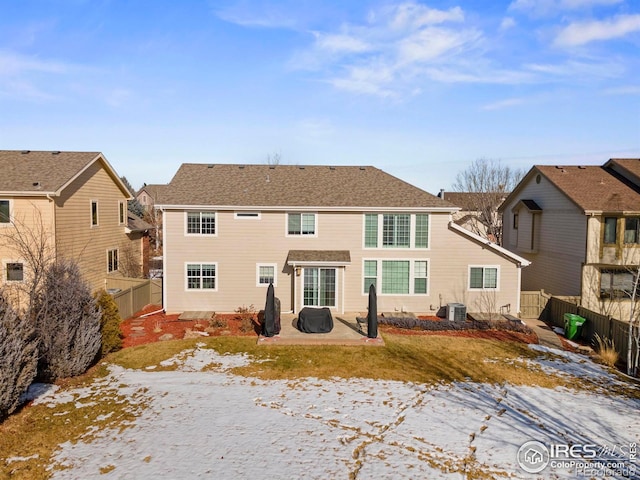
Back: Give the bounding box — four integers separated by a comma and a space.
603, 217, 617, 244
513, 213, 519, 229
469, 266, 499, 290
624, 217, 640, 244
364, 213, 429, 249
187, 212, 216, 235
119, 201, 126, 225
0, 200, 10, 224
91, 200, 99, 227
287, 213, 316, 236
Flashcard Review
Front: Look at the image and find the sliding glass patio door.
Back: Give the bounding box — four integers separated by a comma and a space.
303, 268, 336, 307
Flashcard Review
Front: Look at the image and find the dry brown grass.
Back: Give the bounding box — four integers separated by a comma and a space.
594, 333, 619, 368
2, 333, 633, 479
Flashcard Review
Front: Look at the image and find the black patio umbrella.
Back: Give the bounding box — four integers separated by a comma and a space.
367, 283, 378, 339
263, 283, 276, 337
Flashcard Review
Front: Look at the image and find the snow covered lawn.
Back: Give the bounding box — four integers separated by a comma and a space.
21, 344, 640, 479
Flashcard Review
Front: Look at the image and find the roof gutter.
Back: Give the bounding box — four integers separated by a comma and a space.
156, 204, 460, 213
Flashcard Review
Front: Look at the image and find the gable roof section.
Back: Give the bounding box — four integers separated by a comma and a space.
0, 150, 131, 198
137, 183, 167, 202
500, 162, 640, 215
448, 222, 531, 267
604, 158, 640, 188
440, 191, 508, 211
127, 212, 153, 233
158, 164, 456, 210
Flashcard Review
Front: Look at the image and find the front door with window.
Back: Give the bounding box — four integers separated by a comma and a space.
303, 268, 336, 307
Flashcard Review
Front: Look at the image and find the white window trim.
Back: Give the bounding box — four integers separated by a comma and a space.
2, 259, 25, 283
107, 248, 119, 273
302, 267, 337, 308
256, 263, 277, 287
184, 211, 218, 237
90, 200, 99, 227
119, 201, 126, 225
362, 213, 430, 250
467, 265, 500, 291
235, 212, 261, 220
184, 261, 218, 292
286, 212, 318, 237
0, 199, 12, 227
362, 258, 430, 296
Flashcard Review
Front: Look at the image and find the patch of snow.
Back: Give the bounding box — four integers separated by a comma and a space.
24, 346, 637, 479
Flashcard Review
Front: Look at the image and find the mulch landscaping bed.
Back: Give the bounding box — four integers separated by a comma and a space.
375, 315, 539, 344
120, 305, 260, 348
122, 307, 539, 348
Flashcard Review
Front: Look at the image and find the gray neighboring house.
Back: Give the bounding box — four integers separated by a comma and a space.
499, 159, 640, 320
156, 164, 530, 315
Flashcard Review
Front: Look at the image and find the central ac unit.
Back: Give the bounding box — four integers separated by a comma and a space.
446, 303, 467, 321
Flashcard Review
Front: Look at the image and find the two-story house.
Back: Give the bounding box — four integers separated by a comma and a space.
499, 159, 640, 320
0, 150, 144, 298
157, 164, 530, 316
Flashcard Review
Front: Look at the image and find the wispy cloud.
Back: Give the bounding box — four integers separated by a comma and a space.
213, 0, 304, 29
554, 14, 640, 46
509, 0, 623, 17
603, 85, 640, 95
0, 50, 70, 76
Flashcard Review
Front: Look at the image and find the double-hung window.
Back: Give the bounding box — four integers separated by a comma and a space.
604, 217, 617, 244
365, 213, 429, 249
187, 212, 216, 235
469, 266, 498, 290
600, 268, 639, 299
624, 217, 640, 244
187, 263, 217, 290
0, 200, 10, 224
288, 213, 316, 236
257, 264, 277, 286
107, 249, 119, 273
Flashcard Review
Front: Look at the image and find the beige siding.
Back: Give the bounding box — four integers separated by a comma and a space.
164, 209, 524, 316
55, 161, 132, 292
502, 174, 586, 296
0, 197, 56, 307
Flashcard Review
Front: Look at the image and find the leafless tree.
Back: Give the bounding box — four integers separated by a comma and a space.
266, 152, 281, 166
452, 158, 525, 245
119, 240, 143, 278
626, 271, 640, 376
0, 292, 38, 419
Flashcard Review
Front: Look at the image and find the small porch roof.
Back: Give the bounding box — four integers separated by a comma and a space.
286, 250, 351, 267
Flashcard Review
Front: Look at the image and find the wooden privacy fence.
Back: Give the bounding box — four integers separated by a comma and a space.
542, 296, 631, 365
104, 277, 162, 320
520, 290, 551, 318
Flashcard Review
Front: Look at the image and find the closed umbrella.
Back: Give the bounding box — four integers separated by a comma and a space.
367, 284, 378, 339
263, 283, 275, 337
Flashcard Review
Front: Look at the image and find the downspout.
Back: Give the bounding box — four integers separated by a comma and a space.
46, 194, 57, 263
516, 263, 522, 315
161, 208, 167, 312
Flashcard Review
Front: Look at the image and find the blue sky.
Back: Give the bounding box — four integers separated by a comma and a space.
1, 0, 639, 194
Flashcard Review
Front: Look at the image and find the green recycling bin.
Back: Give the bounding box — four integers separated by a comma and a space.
563, 313, 586, 340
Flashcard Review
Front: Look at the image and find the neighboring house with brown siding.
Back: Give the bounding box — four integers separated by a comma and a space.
157, 164, 530, 316
137, 183, 166, 211
499, 159, 640, 321
0, 150, 143, 298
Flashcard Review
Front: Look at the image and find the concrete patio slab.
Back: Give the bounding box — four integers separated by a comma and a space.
257, 313, 385, 346
178, 311, 214, 321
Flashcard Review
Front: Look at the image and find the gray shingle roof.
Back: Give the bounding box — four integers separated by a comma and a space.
287, 250, 351, 264
127, 212, 153, 232
137, 184, 167, 202
160, 164, 453, 209
0, 150, 103, 193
